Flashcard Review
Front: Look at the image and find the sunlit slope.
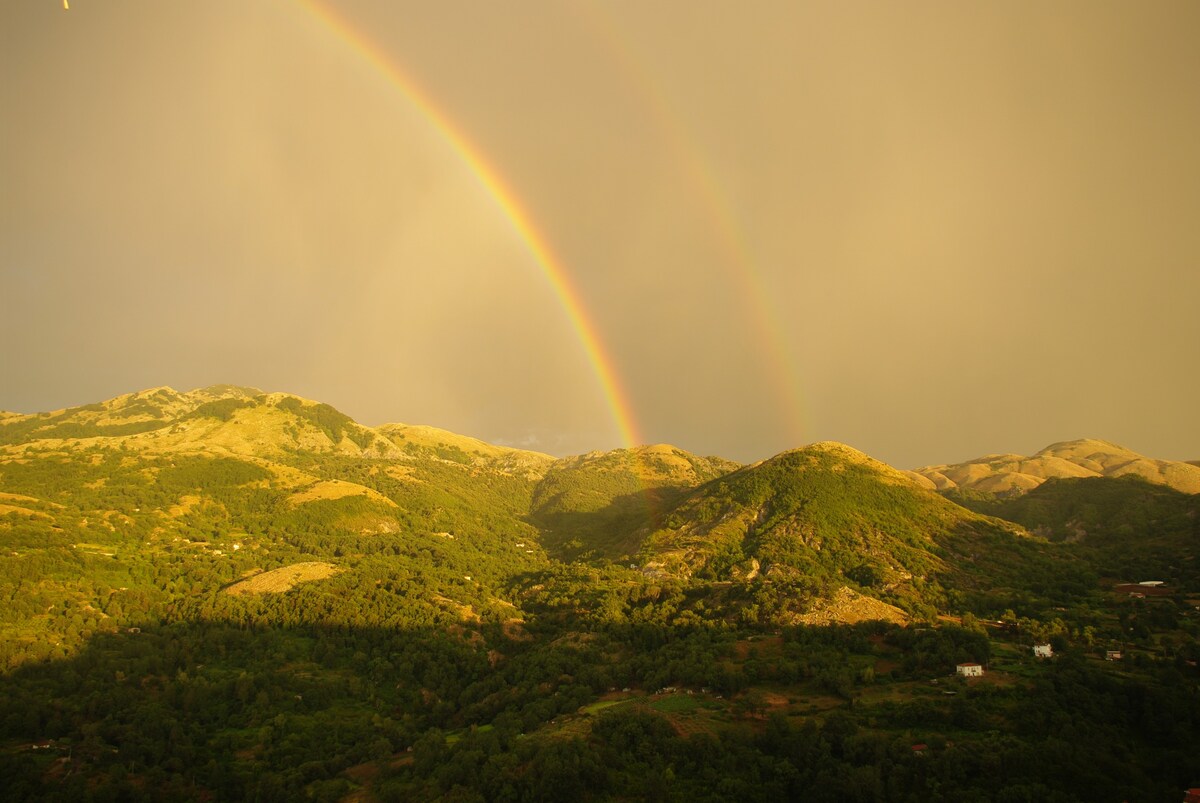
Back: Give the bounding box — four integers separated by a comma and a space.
631, 442, 1079, 616
0, 386, 550, 547
375, 422, 555, 478
0, 385, 260, 444
0, 385, 369, 455
638, 443, 971, 581
914, 438, 1200, 495
0, 385, 555, 472
529, 444, 741, 560
0, 386, 555, 667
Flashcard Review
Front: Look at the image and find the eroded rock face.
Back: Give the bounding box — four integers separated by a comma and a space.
791, 587, 908, 626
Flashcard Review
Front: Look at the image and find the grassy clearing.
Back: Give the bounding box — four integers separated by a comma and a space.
222, 562, 341, 595
287, 480, 397, 509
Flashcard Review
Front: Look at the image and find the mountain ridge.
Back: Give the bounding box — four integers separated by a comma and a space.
4, 387, 1196, 498
913, 437, 1200, 495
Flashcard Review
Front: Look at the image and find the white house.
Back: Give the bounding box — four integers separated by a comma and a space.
956, 663, 984, 677
1033, 644, 1053, 658
1105, 650, 1122, 661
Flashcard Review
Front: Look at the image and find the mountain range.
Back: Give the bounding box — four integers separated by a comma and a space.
2, 384, 1195, 644
3, 385, 1199, 800
6, 385, 1196, 491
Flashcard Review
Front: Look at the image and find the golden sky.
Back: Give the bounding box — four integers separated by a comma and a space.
3, 0, 1199, 466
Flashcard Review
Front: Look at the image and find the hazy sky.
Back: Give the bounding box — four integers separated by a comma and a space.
3, 1, 1199, 467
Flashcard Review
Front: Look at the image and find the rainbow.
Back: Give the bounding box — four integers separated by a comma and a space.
570, 5, 810, 448
299, 1, 643, 451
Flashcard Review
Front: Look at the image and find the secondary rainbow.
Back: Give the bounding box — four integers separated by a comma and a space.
299, 0, 643, 451
570, 5, 811, 448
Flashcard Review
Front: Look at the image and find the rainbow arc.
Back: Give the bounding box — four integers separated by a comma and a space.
301, 0, 643, 451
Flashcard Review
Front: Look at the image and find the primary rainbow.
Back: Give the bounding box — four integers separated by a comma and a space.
300, 1, 643, 451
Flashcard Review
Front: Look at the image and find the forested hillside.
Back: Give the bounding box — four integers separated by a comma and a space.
1, 387, 1197, 801
529, 444, 739, 561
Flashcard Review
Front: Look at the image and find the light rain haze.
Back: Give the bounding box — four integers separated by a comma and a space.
3, 0, 1199, 468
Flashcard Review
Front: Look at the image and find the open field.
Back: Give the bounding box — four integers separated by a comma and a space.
222, 562, 341, 595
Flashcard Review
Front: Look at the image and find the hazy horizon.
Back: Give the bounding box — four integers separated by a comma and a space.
4, 1, 1199, 468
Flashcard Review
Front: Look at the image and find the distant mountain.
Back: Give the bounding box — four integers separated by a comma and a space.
0, 385, 259, 445
912, 438, 1200, 495
0, 385, 552, 473
949, 474, 1200, 585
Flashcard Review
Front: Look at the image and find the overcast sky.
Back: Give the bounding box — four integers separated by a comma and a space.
3, 0, 1199, 467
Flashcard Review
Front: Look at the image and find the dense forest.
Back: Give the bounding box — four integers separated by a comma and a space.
1, 388, 1197, 801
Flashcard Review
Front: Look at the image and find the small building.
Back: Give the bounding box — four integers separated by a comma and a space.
1105, 650, 1122, 661
956, 663, 984, 678
910, 743, 928, 756
1033, 644, 1053, 658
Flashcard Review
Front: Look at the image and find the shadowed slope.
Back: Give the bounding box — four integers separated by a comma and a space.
529, 444, 740, 560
